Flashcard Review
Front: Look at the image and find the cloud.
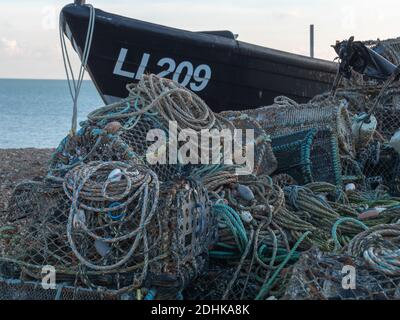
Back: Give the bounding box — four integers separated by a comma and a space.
0, 37, 23, 56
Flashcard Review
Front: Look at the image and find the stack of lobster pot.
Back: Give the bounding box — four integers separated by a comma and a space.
222, 95, 354, 186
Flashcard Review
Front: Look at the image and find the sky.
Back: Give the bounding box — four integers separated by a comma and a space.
0, 0, 399, 79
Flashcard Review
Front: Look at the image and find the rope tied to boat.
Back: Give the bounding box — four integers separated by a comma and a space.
60, 3, 96, 136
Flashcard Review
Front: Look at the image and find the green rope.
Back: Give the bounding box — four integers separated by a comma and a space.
331, 217, 369, 251
255, 231, 311, 300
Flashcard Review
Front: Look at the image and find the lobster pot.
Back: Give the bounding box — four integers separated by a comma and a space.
220, 112, 277, 176
227, 97, 354, 157
48, 126, 141, 179
285, 249, 400, 300
271, 129, 342, 186
358, 142, 400, 193
148, 179, 217, 297
0, 278, 119, 300
0, 181, 74, 280
49, 115, 180, 182
0, 179, 143, 290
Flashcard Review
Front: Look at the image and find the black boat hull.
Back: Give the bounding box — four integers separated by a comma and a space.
61, 4, 338, 112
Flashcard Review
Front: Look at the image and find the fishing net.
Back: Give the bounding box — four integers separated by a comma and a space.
340, 155, 366, 187
284, 249, 400, 300
327, 85, 400, 143
271, 129, 342, 186
357, 142, 400, 193
309, 84, 400, 193
371, 87, 400, 141
147, 177, 217, 295
1, 163, 159, 290
0, 180, 73, 280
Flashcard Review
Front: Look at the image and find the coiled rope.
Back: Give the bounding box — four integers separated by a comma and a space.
64, 161, 160, 272
88, 74, 234, 132
347, 224, 400, 276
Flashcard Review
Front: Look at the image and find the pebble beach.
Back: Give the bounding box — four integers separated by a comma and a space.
0, 148, 53, 212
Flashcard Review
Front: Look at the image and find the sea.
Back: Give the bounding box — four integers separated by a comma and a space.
0, 79, 103, 149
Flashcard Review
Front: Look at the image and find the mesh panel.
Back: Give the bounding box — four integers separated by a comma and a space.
0, 277, 119, 300
373, 88, 400, 141
272, 129, 342, 185
340, 86, 400, 142
48, 128, 140, 179
358, 142, 400, 193
284, 249, 400, 300
2, 181, 75, 275
183, 263, 274, 300
148, 179, 217, 291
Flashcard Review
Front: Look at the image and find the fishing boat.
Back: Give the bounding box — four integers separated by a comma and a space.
61, 1, 338, 112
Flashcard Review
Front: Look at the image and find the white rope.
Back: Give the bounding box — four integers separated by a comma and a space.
59, 4, 96, 136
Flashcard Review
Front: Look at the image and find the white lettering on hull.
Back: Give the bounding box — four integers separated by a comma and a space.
113, 48, 212, 92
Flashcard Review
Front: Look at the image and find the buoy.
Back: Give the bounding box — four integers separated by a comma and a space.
73, 209, 86, 229
108, 168, 122, 183
95, 239, 112, 257
358, 207, 386, 220
104, 121, 122, 134
241, 211, 253, 224
345, 183, 356, 192
237, 184, 255, 201
352, 114, 377, 148
253, 205, 267, 212
389, 130, 400, 155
